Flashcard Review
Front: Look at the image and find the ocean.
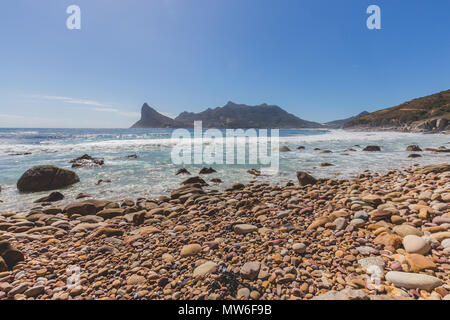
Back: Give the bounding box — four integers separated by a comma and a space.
0, 128, 449, 212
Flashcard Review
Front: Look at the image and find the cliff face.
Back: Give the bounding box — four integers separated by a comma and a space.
131, 103, 182, 128
344, 89, 450, 132
131, 101, 324, 129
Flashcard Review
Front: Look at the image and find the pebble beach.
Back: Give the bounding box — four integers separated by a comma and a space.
1, 161, 449, 300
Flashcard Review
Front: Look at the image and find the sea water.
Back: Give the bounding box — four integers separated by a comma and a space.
0, 128, 448, 212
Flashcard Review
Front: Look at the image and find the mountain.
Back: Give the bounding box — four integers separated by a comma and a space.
131, 103, 182, 128
324, 111, 369, 128
174, 101, 322, 128
344, 89, 450, 132
131, 101, 323, 129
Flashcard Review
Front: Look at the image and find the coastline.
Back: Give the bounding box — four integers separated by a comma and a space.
0, 162, 449, 300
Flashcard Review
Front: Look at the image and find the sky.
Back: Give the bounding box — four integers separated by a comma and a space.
0, 0, 449, 128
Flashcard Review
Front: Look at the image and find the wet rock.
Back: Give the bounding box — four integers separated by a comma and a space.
181, 176, 207, 186
34, 191, 64, 203
17, 165, 80, 192
406, 145, 422, 152
199, 167, 217, 174
247, 169, 261, 176
279, 146, 291, 152
70, 154, 104, 168
363, 146, 381, 152
296, 171, 317, 186
175, 168, 190, 175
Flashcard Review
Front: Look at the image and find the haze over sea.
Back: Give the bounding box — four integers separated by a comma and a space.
0, 128, 449, 212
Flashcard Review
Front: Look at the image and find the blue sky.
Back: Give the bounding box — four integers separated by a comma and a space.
0, 0, 449, 128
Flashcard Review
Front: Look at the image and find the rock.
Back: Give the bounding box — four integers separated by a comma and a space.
358, 256, 386, 270
405, 254, 436, 272
363, 145, 381, 152
415, 164, 450, 175
374, 232, 403, 250
181, 176, 207, 186
75, 193, 91, 199
296, 171, 317, 186
320, 163, 334, 167
354, 211, 369, 220
0, 241, 24, 270
312, 289, 370, 300
370, 210, 392, 221
34, 191, 64, 203
297, 146, 305, 150
175, 168, 190, 175
127, 274, 146, 286
408, 154, 422, 158
199, 167, 217, 174
65, 199, 110, 216
350, 218, 365, 227
8, 283, 30, 296
292, 243, 306, 254
17, 165, 80, 192
233, 224, 257, 234
0, 257, 7, 272
125, 154, 138, 159
24, 285, 45, 298
247, 169, 261, 176
441, 238, 450, 248
279, 146, 291, 152
96, 208, 124, 219
180, 244, 202, 257
402, 235, 431, 255
70, 154, 104, 168
393, 225, 423, 238
307, 217, 329, 230
385, 271, 442, 291
406, 145, 422, 152
193, 261, 217, 277
360, 195, 382, 206
240, 262, 261, 280
237, 287, 250, 299
334, 217, 347, 231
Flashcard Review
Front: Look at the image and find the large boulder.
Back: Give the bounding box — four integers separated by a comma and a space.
17, 165, 79, 192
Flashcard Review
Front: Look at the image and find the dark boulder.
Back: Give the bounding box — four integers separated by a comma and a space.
406, 145, 422, 152
279, 146, 291, 152
17, 165, 79, 192
182, 176, 208, 186
363, 146, 381, 152
199, 167, 217, 174
70, 154, 104, 168
408, 154, 422, 158
0, 241, 24, 270
176, 168, 191, 175
296, 171, 317, 186
34, 191, 64, 203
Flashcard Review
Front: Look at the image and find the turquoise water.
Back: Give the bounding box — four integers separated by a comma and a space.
0, 128, 449, 212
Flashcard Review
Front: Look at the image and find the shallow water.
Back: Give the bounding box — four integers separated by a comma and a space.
0, 128, 448, 212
